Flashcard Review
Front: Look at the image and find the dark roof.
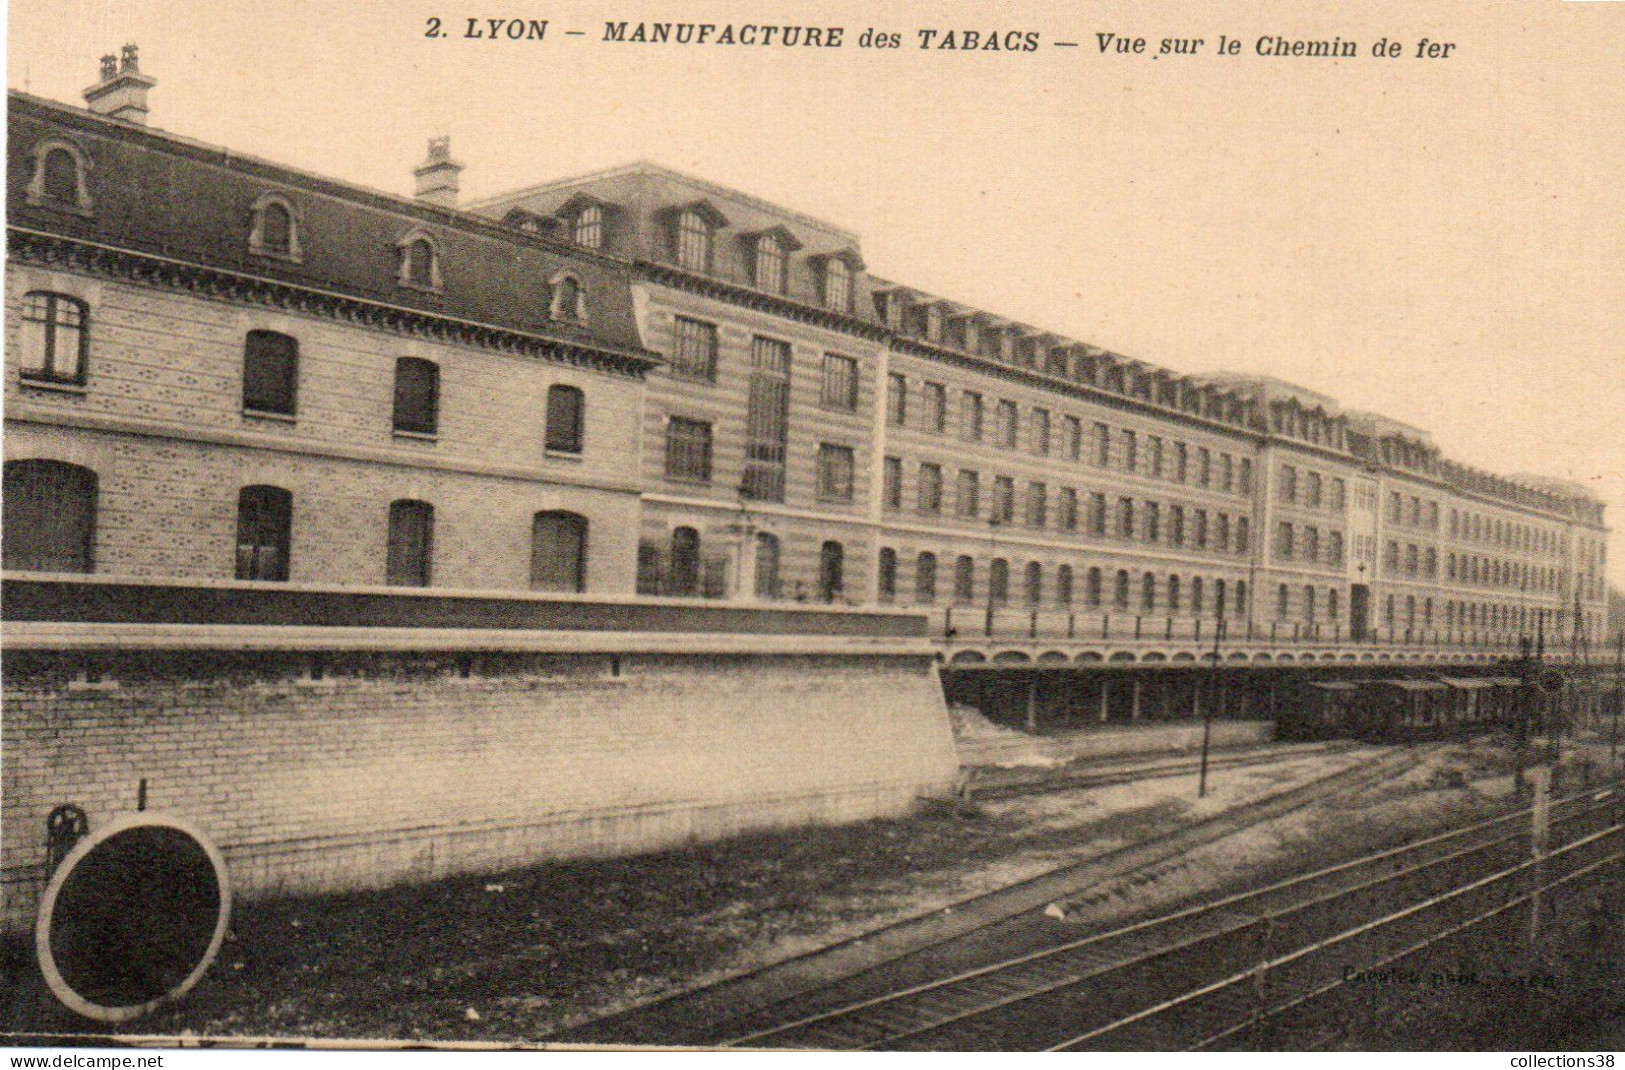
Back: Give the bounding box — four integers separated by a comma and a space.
6, 92, 656, 373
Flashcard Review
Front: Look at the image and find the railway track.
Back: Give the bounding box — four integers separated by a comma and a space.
561, 742, 1440, 1046
711, 782, 1623, 1051
967, 740, 1359, 801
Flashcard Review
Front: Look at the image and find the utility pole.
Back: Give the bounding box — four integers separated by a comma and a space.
1613, 630, 1622, 768
1198, 596, 1226, 798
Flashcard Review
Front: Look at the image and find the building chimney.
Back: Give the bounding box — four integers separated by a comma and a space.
83, 44, 156, 124
413, 137, 464, 209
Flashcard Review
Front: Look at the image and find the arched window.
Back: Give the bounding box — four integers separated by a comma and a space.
667, 527, 701, 597
28, 141, 92, 213
393, 357, 440, 435
1141, 572, 1156, 611
954, 555, 975, 603
19, 291, 88, 385
1086, 567, 1103, 608
1191, 577, 1204, 615
236, 485, 292, 581
818, 541, 845, 602
1056, 564, 1073, 606
1114, 569, 1130, 609
530, 511, 587, 592
989, 558, 1010, 605
1026, 561, 1043, 606
1168, 574, 1181, 613
545, 384, 585, 454
242, 330, 299, 416
754, 233, 787, 293
249, 194, 301, 259
676, 209, 713, 271
823, 258, 852, 312
877, 547, 898, 602
397, 231, 442, 289
386, 500, 434, 586
550, 274, 585, 322
3, 460, 97, 572
916, 552, 938, 604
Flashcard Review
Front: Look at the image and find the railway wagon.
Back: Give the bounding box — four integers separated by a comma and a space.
1282, 675, 1524, 742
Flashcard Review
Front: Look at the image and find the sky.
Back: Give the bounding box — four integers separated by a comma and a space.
8, 0, 1625, 589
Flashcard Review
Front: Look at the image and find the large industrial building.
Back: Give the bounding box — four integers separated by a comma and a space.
1, 52, 1612, 928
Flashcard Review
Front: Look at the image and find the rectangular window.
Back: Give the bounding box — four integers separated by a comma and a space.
1145, 501, 1160, 543
1031, 409, 1051, 455
1064, 416, 1083, 461
820, 354, 859, 411
1170, 505, 1185, 547
1221, 454, 1234, 492
1215, 512, 1230, 550
1026, 482, 1047, 528
918, 463, 943, 513
1330, 477, 1345, 510
1121, 430, 1138, 474
392, 357, 440, 436
545, 385, 584, 454
1175, 442, 1189, 482
743, 337, 791, 501
922, 382, 947, 433
1278, 521, 1295, 560
243, 330, 299, 416
1149, 436, 1164, 478
1059, 487, 1078, 531
886, 373, 907, 427
386, 500, 434, 587
19, 292, 88, 385
670, 316, 718, 381
1305, 526, 1320, 561
882, 455, 902, 509
664, 417, 713, 482
957, 470, 979, 518
1118, 497, 1135, 539
1195, 509, 1209, 548
962, 391, 984, 441
817, 444, 856, 502
993, 476, 1015, 523
1307, 471, 1323, 508
1198, 448, 1212, 487
1094, 422, 1111, 466
1088, 492, 1107, 535
1281, 465, 1298, 503
235, 485, 292, 581
1240, 458, 1253, 495
996, 400, 1019, 448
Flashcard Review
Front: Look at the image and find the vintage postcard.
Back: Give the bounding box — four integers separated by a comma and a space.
2, 0, 1623, 1056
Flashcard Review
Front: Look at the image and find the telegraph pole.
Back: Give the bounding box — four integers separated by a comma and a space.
1613, 630, 1622, 768
1198, 596, 1226, 798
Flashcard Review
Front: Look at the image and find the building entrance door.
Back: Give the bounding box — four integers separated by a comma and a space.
1350, 583, 1370, 641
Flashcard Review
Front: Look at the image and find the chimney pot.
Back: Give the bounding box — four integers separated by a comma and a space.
84, 43, 156, 124
413, 136, 465, 209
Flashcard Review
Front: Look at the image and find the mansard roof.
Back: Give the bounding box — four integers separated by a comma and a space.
6, 91, 656, 374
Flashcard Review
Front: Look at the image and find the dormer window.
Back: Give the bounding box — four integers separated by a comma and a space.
397, 230, 443, 290
676, 208, 714, 271
249, 193, 302, 261
924, 304, 942, 342
550, 272, 586, 322
27, 140, 93, 215
571, 204, 603, 249
754, 232, 788, 293
823, 257, 852, 312
883, 292, 906, 330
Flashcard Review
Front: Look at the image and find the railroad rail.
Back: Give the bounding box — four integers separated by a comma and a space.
562, 743, 1440, 1046
712, 783, 1623, 1050
967, 741, 1359, 801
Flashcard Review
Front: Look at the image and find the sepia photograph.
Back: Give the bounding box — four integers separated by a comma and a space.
2, 0, 1623, 1054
